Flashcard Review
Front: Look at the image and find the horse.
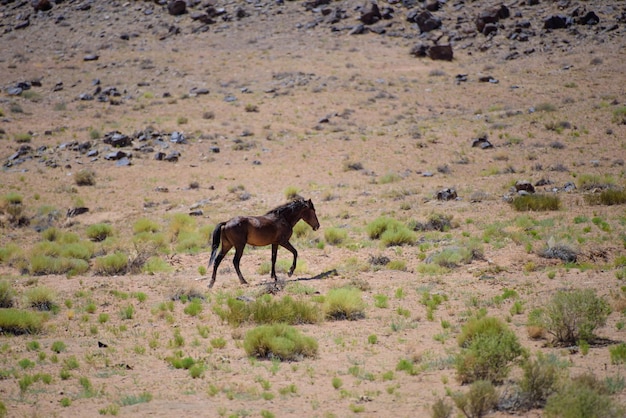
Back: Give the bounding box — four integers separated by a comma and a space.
207, 198, 320, 288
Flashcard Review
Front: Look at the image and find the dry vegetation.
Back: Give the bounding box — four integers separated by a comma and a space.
1, 1, 626, 417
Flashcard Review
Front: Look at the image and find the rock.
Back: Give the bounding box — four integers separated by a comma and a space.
515, 180, 535, 194
411, 10, 441, 33
116, 157, 132, 166
360, 2, 381, 25
170, 131, 186, 144
471, 135, 493, 149
164, 151, 181, 162
103, 132, 132, 147
563, 182, 576, 192
32, 0, 52, 11
66, 207, 89, 218
428, 45, 453, 61
168, 0, 186, 16
83, 54, 99, 61
190, 87, 210, 95
436, 188, 458, 201
476, 5, 509, 33
544, 15, 571, 29
104, 151, 129, 161
576, 11, 599, 25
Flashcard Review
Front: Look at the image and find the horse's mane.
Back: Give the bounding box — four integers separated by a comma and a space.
265, 197, 309, 216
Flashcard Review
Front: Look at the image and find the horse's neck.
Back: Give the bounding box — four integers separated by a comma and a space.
281, 206, 305, 226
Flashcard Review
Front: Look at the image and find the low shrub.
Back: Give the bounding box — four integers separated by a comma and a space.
511, 194, 561, 211
86, 223, 113, 242
74, 169, 96, 186
519, 352, 566, 409
451, 380, 498, 418
545, 373, 625, 418
215, 294, 321, 327
93, 252, 128, 276
243, 323, 318, 361
585, 189, 626, 206
426, 245, 481, 268
323, 287, 366, 320
431, 398, 453, 418
24, 287, 58, 312
411, 213, 454, 232
0, 309, 46, 334
133, 218, 161, 234
528, 289, 611, 345
609, 343, 626, 365
456, 316, 523, 384
0, 280, 15, 308
324, 227, 347, 245
577, 173, 615, 191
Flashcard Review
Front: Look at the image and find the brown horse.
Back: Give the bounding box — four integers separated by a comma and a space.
208, 198, 320, 288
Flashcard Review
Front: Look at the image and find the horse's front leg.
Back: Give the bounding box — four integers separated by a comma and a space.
280, 241, 298, 277
271, 244, 279, 280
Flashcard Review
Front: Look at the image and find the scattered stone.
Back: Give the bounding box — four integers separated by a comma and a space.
436, 188, 458, 201
428, 44, 453, 61
476, 5, 509, 34
409, 10, 441, 33
563, 182, 576, 192
104, 150, 129, 161
164, 151, 181, 162
168, 0, 186, 16
514, 180, 535, 194
360, 2, 381, 25
479, 76, 499, 83
189, 210, 203, 216
116, 157, 132, 166
190, 87, 209, 96
471, 135, 493, 149
103, 132, 132, 148
67, 207, 89, 218
32, 0, 52, 12
83, 54, 99, 61
170, 132, 186, 144
544, 15, 571, 29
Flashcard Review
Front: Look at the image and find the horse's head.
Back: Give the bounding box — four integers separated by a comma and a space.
302, 199, 320, 231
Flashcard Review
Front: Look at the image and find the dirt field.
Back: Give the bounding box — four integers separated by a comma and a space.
1, 1, 626, 417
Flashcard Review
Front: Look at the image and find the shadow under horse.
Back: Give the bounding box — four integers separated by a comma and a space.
208, 198, 320, 288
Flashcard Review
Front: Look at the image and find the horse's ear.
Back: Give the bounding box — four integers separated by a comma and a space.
308, 199, 315, 209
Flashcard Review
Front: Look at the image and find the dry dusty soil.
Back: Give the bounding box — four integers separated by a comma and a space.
1, 0, 626, 417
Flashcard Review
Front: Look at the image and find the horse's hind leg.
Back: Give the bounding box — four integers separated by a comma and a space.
233, 245, 248, 285
208, 242, 232, 289
271, 244, 279, 280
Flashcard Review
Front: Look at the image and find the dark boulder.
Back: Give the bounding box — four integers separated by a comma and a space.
168, 0, 186, 16
32, 0, 52, 11
360, 3, 382, 25
436, 188, 458, 201
428, 44, 453, 61
544, 15, 571, 29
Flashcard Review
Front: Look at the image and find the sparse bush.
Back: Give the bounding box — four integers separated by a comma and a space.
577, 173, 615, 191
431, 397, 453, 418
51, 341, 67, 353
133, 218, 161, 234
93, 252, 128, 275
323, 287, 366, 320
74, 169, 96, 186
528, 289, 611, 345
519, 352, 566, 408
451, 380, 498, 418
427, 245, 482, 268
511, 194, 560, 211
86, 223, 113, 242
456, 316, 523, 384
0, 280, 15, 308
545, 373, 625, 418
612, 106, 626, 125
215, 294, 321, 327
324, 227, 347, 245
609, 343, 626, 365
411, 213, 454, 232
0, 309, 46, 334
24, 286, 58, 312
243, 323, 318, 361
585, 189, 626, 206
539, 239, 577, 263
184, 298, 203, 316
284, 187, 300, 200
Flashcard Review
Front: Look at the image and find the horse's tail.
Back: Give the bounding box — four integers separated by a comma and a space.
208, 222, 225, 267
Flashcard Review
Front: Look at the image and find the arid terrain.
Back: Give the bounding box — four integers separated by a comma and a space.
1, 0, 626, 417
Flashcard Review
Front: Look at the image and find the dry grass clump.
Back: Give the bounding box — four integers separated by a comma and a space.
584, 189, 626, 206
410, 213, 454, 232
511, 194, 560, 211
243, 323, 318, 361
323, 286, 366, 321
74, 169, 96, 186
0, 309, 47, 335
